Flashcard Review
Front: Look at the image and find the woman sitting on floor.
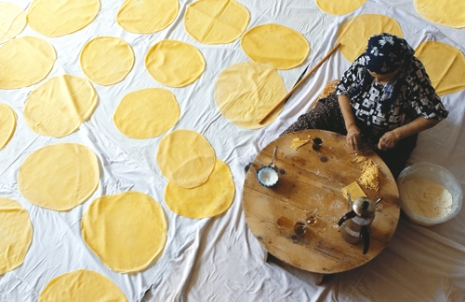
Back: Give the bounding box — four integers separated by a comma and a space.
282, 33, 449, 178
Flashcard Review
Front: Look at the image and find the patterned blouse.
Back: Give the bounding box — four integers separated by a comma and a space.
335, 55, 449, 137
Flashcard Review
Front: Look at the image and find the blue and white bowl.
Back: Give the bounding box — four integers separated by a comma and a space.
257, 166, 279, 187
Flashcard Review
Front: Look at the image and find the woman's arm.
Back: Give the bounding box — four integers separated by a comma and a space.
377, 116, 441, 151
338, 94, 362, 150
376, 58, 448, 151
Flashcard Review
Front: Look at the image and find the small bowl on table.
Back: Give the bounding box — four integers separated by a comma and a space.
397, 162, 463, 227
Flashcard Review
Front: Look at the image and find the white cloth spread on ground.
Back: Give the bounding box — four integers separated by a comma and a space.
1, 0, 464, 301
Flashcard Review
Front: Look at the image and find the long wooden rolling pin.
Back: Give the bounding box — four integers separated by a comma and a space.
258, 42, 341, 124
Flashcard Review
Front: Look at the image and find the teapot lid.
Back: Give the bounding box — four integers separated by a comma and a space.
352, 197, 376, 217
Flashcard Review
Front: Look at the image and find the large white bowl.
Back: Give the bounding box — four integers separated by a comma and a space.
397, 162, 463, 226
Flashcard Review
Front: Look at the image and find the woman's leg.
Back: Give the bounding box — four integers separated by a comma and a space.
375, 133, 418, 179
281, 94, 346, 135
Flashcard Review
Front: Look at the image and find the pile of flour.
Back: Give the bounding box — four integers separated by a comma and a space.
401, 178, 453, 219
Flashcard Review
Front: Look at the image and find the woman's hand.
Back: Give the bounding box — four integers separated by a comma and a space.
377, 130, 400, 151
346, 125, 361, 150
338, 95, 362, 151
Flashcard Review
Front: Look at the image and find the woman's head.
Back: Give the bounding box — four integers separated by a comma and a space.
368, 67, 401, 84
349, 33, 415, 113
364, 33, 414, 75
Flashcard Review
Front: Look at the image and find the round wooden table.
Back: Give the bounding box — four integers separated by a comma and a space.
242, 130, 400, 274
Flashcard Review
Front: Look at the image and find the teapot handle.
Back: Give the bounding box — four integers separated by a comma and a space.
338, 210, 356, 226
360, 225, 370, 254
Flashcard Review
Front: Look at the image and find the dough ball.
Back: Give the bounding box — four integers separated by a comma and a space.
0, 198, 32, 275
82, 192, 167, 273
316, 0, 366, 15
214, 62, 287, 129
165, 159, 235, 219
145, 40, 205, 87
184, 0, 250, 44
80, 36, 134, 86
24, 75, 98, 138
337, 14, 403, 63
114, 88, 180, 139
0, 2, 26, 43
27, 0, 100, 37
38, 270, 127, 301
0, 36, 56, 89
157, 130, 216, 188
415, 41, 465, 96
241, 23, 310, 70
117, 0, 179, 34
414, 0, 465, 28
0, 104, 16, 150
18, 143, 100, 211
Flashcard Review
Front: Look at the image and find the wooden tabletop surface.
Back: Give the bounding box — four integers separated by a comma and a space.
242, 129, 400, 274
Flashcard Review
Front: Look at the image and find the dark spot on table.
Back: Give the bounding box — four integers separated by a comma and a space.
279, 169, 286, 175
320, 156, 328, 162
277, 216, 294, 228
293, 157, 306, 166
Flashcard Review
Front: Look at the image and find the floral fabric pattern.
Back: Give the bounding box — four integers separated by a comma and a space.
336, 55, 448, 138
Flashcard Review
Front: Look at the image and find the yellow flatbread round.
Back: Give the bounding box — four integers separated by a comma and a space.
114, 88, 180, 139
0, 104, 16, 150
214, 62, 287, 129
165, 159, 235, 219
0, 198, 32, 275
241, 23, 310, 70
117, 0, 179, 34
18, 143, 100, 212
0, 3, 26, 44
0, 36, 56, 90
82, 191, 167, 273
145, 40, 205, 87
39, 270, 127, 302
157, 130, 216, 188
316, 0, 366, 15
80, 36, 134, 86
415, 41, 465, 96
337, 14, 404, 62
27, 0, 100, 37
414, 0, 465, 29
184, 0, 250, 44
24, 75, 98, 138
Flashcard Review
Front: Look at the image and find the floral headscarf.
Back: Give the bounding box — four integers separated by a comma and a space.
349, 33, 415, 113
365, 33, 414, 74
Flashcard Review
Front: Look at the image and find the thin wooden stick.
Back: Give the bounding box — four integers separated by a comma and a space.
258, 42, 341, 124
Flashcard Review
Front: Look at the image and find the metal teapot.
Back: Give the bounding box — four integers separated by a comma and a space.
338, 194, 382, 254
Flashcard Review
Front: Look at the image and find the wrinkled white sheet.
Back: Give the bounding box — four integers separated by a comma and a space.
0, 0, 464, 301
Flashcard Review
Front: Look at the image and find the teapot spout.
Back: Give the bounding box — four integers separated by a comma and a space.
346, 193, 352, 210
